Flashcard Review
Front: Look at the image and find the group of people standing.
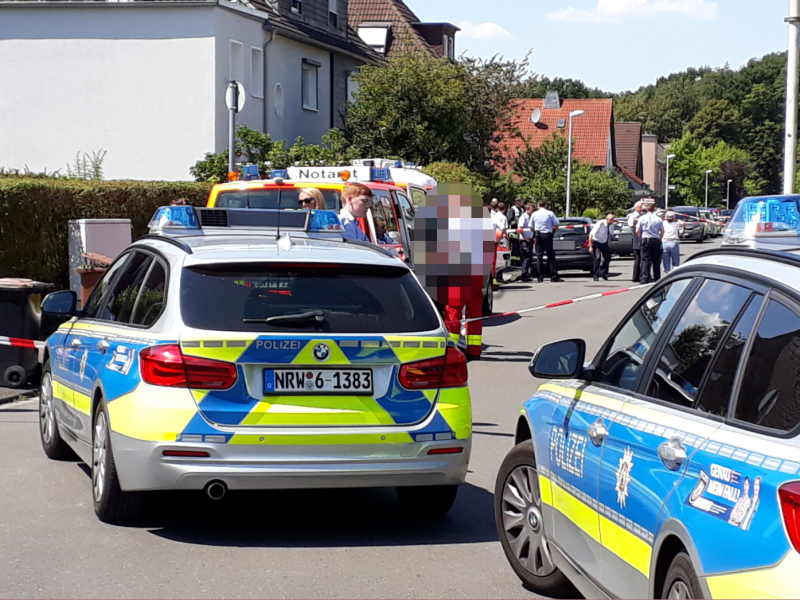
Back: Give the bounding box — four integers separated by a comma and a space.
490, 197, 563, 283
627, 200, 685, 284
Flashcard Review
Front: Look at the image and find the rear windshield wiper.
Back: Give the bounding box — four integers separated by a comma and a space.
244, 310, 325, 328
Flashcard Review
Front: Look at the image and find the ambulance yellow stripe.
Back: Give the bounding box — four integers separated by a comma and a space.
106, 385, 197, 442
706, 551, 800, 599
599, 515, 651, 576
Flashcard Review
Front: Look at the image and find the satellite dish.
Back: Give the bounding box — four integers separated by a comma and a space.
531, 109, 542, 124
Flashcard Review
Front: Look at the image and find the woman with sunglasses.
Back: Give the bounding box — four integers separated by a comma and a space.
297, 187, 326, 210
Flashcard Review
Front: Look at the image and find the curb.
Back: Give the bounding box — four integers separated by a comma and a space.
0, 389, 38, 407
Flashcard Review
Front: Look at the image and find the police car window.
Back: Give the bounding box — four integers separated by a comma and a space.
695, 295, 762, 417
180, 263, 439, 334
370, 191, 400, 245
131, 260, 167, 327
98, 251, 154, 323
734, 300, 800, 431
216, 189, 341, 211
596, 278, 691, 391
82, 253, 131, 318
646, 280, 752, 409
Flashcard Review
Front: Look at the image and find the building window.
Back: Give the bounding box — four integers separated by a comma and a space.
358, 25, 391, 55
346, 73, 359, 103
446, 35, 455, 59
250, 47, 264, 98
302, 59, 319, 111
328, 0, 338, 27
229, 40, 244, 84
291, 0, 302, 14
443, 35, 449, 59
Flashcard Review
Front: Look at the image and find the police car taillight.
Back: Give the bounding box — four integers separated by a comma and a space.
779, 482, 800, 553
399, 347, 468, 389
140, 345, 237, 390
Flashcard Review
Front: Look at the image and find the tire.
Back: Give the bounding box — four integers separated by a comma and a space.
92, 399, 143, 524
482, 280, 494, 317
3, 365, 27, 389
695, 238, 703, 244
38, 361, 74, 460
661, 552, 703, 599
396, 485, 458, 519
494, 443, 575, 597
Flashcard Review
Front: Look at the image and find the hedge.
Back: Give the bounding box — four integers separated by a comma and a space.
0, 178, 213, 288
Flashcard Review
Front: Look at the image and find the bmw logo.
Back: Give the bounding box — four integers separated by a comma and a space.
313, 343, 331, 362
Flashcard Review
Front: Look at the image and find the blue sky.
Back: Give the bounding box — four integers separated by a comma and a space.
413, 0, 791, 93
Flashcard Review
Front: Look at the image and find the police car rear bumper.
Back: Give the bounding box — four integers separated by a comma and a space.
111, 431, 471, 491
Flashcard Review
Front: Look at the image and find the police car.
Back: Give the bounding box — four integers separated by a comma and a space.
37, 205, 471, 524
495, 243, 800, 598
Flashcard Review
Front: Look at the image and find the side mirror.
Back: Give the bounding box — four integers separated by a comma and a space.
41, 291, 78, 338
529, 339, 586, 380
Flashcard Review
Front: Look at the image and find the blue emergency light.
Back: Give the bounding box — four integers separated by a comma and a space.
148, 206, 200, 231
394, 160, 403, 168
370, 167, 390, 182
270, 169, 289, 180
734, 196, 800, 233
309, 210, 343, 232
242, 164, 260, 181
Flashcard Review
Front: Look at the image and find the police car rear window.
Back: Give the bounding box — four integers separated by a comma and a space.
179, 263, 439, 333
215, 189, 342, 211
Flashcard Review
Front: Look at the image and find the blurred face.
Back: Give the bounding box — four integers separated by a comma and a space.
298, 193, 317, 210
346, 194, 371, 219
606, 214, 615, 224
526, 205, 534, 214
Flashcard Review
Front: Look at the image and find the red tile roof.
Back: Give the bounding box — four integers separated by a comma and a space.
348, 0, 434, 57
614, 122, 643, 178
499, 98, 615, 170
621, 166, 646, 187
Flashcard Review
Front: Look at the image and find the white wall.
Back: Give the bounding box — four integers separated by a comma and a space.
266, 36, 331, 145
0, 5, 222, 181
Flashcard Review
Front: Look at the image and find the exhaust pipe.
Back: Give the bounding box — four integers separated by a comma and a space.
205, 480, 227, 500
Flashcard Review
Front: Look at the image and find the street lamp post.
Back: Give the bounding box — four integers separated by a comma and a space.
565, 109, 585, 219
665, 154, 677, 211
726, 179, 733, 210
704, 169, 713, 209
785, 0, 800, 194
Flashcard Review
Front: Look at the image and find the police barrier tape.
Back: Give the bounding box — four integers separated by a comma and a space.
447, 282, 655, 326
0, 336, 45, 350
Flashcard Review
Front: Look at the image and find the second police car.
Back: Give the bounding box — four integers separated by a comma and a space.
37, 204, 471, 523
495, 195, 800, 599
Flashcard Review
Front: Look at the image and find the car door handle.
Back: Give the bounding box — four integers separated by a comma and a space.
70, 338, 82, 349
658, 437, 687, 471
587, 419, 608, 446
97, 339, 110, 352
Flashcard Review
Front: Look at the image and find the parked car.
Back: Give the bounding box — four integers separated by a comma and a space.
495, 243, 800, 599
610, 219, 634, 256
525, 217, 593, 277
700, 209, 720, 237
672, 206, 706, 243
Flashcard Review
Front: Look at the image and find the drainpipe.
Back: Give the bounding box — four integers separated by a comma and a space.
262, 24, 275, 136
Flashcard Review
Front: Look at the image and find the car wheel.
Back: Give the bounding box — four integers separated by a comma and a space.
396, 485, 458, 519
695, 238, 703, 244
495, 443, 575, 597
482, 280, 494, 317
3, 365, 27, 389
661, 552, 703, 599
92, 399, 143, 524
39, 361, 74, 460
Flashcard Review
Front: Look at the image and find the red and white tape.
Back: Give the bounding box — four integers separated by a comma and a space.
447, 282, 654, 326
0, 336, 45, 350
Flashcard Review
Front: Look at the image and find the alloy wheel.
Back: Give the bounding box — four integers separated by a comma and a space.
667, 580, 692, 599
92, 410, 108, 503
500, 465, 556, 578
39, 372, 55, 444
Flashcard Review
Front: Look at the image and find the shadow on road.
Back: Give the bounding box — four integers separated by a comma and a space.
142, 483, 498, 548
483, 314, 521, 328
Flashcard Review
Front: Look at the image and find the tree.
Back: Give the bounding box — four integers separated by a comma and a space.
421, 162, 490, 197
517, 76, 609, 100
686, 99, 742, 147
345, 51, 530, 174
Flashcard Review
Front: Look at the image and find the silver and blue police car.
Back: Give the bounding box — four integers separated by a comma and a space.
495, 213, 800, 598
38, 205, 471, 523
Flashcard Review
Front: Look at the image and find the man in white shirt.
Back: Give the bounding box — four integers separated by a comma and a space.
636, 203, 665, 283
532, 200, 562, 282
627, 201, 644, 282
517, 202, 536, 281
589, 213, 615, 281
491, 203, 508, 239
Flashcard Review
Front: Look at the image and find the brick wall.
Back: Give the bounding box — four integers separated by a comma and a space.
274, 0, 348, 38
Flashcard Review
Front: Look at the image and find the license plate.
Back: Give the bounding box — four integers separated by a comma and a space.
263, 368, 373, 395
554, 240, 575, 251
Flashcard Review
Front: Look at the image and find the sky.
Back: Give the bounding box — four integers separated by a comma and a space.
413, 0, 793, 93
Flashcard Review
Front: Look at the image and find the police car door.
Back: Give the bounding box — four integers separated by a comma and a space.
596, 276, 756, 597
668, 293, 800, 595
574, 276, 694, 597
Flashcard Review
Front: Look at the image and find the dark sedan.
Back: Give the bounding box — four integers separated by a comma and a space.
610, 220, 633, 256
529, 217, 594, 276
672, 205, 706, 243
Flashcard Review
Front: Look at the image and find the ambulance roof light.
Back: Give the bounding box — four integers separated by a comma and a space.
370, 167, 390, 182
242, 164, 260, 181
148, 206, 201, 232
270, 169, 289, 180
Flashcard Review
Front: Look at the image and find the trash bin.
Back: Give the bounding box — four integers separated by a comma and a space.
0, 278, 54, 388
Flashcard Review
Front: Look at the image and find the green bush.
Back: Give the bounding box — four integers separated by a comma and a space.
582, 208, 602, 220
0, 178, 212, 287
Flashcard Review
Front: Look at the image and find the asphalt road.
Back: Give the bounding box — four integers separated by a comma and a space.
0, 239, 722, 599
